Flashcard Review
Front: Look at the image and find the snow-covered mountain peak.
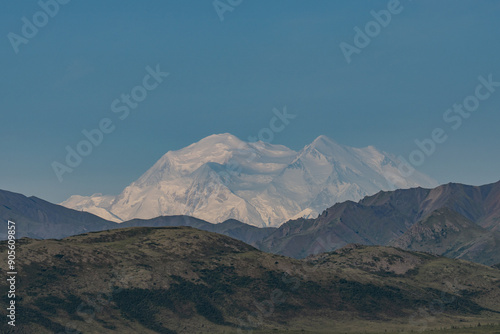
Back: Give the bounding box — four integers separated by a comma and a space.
310, 134, 339, 147
145, 134, 246, 177
62, 134, 438, 227
303, 135, 349, 158
190, 133, 246, 149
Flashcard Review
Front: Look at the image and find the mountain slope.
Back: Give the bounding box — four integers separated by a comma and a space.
390, 208, 500, 265
0, 189, 116, 239
1, 226, 500, 333
61, 133, 437, 227
260, 181, 500, 263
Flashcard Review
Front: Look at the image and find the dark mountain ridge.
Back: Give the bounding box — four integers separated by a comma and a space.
259, 180, 500, 264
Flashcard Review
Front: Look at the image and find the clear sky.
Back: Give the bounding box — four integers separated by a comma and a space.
1, 0, 499, 203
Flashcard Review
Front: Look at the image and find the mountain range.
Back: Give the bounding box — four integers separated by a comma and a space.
2, 180, 500, 265
61, 134, 437, 227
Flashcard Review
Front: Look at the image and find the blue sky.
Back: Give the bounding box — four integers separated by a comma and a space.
1, 0, 499, 203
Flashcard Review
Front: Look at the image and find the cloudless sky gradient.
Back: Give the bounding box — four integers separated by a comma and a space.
1, 0, 499, 203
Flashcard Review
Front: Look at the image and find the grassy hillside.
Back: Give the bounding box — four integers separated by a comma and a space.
1, 227, 500, 333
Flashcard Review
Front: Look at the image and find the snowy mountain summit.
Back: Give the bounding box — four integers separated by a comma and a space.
61, 134, 438, 227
